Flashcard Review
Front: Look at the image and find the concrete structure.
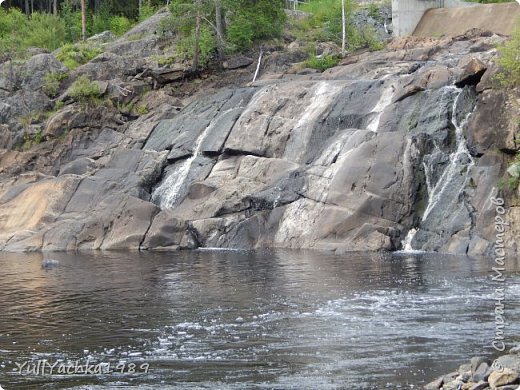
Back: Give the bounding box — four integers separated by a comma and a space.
392, 0, 475, 36
413, 2, 520, 37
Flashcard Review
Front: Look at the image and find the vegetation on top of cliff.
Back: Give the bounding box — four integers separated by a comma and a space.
289, 0, 386, 70
55, 43, 103, 70
0, 0, 159, 59
160, 0, 286, 70
0, 0, 388, 77
0, 7, 67, 58
497, 24, 520, 87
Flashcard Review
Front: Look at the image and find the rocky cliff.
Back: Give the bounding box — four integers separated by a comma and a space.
0, 16, 518, 255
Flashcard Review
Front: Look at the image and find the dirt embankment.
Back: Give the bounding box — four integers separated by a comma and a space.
414, 2, 520, 37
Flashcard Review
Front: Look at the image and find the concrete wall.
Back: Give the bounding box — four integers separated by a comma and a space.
392, 0, 476, 37
413, 2, 520, 37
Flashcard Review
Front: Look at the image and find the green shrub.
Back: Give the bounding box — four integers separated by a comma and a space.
157, 15, 177, 38
21, 129, 43, 151
110, 16, 133, 36
349, 25, 385, 51
56, 43, 103, 70
299, 0, 355, 41
509, 152, 520, 186
499, 152, 520, 189
42, 71, 68, 97
304, 54, 340, 71
227, 14, 254, 50
54, 100, 65, 111
176, 25, 216, 66
69, 75, 102, 104
136, 104, 149, 115
154, 54, 176, 66
168, 0, 285, 62
367, 3, 380, 19
139, 4, 157, 22
241, 0, 286, 42
25, 12, 67, 51
497, 24, 520, 87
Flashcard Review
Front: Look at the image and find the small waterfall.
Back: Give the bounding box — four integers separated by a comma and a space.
402, 228, 418, 251
152, 120, 216, 210
366, 83, 395, 132
421, 87, 475, 222
152, 158, 194, 210
401, 86, 476, 252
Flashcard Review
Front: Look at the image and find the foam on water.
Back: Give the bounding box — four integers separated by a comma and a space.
2, 251, 520, 389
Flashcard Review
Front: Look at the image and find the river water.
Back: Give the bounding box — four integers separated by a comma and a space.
0, 250, 519, 389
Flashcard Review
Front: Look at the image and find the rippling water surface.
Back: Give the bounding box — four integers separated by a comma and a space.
0, 250, 519, 389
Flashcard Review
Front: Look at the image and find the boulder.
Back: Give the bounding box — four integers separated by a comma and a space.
150, 66, 186, 85
141, 210, 185, 250
21, 53, 67, 90
455, 58, 487, 88
424, 377, 443, 389
472, 357, 492, 375
223, 55, 254, 70
443, 380, 465, 390
100, 196, 159, 250
469, 382, 490, 390
87, 30, 116, 44
495, 355, 520, 372
488, 369, 519, 389
473, 362, 492, 382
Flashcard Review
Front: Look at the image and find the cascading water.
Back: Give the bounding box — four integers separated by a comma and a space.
403, 86, 475, 251
152, 112, 226, 210
421, 87, 475, 221
402, 228, 418, 252
152, 156, 194, 210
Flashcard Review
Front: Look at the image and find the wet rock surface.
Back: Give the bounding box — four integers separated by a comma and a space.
0, 28, 518, 253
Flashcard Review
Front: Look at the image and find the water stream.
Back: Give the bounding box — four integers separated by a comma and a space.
151, 109, 231, 210
421, 87, 475, 222
403, 87, 475, 251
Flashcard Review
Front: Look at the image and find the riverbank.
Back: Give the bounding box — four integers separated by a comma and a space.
425, 349, 520, 390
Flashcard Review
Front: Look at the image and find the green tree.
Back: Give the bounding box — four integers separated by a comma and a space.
168, 0, 285, 69
170, 0, 213, 70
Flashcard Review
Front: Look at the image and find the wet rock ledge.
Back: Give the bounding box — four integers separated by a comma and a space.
425, 349, 520, 390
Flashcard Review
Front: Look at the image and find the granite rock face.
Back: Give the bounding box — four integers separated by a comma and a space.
0, 29, 518, 254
